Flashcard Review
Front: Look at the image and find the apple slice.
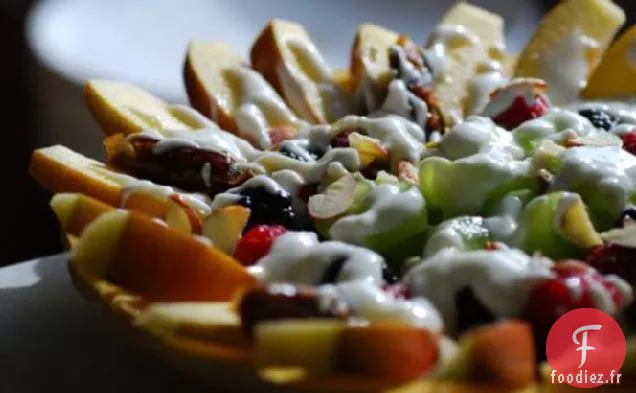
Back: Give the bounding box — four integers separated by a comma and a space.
308, 172, 356, 220
184, 41, 305, 148
84, 80, 200, 136
426, 2, 504, 127
513, 0, 625, 104
255, 320, 345, 376
336, 324, 439, 384
332, 69, 353, 95
30, 145, 207, 220
437, 321, 535, 389
50, 193, 114, 237
133, 301, 249, 348
70, 209, 255, 302
583, 25, 636, 99
350, 23, 400, 108
250, 19, 348, 123
201, 206, 251, 255
439, 2, 504, 56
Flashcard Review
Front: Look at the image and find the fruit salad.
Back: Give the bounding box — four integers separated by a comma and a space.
29, 0, 636, 390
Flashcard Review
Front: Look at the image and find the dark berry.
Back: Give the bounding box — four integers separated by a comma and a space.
233, 225, 286, 266
578, 108, 621, 131
454, 286, 495, 336
319, 257, 348, 284
278, 141, 317, 162
239, 186, 296, 230
238, 284, 350, 335
622, 132, 636, 155
382, 264, 400, 284
586, 243, 636, 287
615, 207, 636, 227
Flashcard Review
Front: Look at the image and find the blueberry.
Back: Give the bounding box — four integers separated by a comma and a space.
382, 264, 400, 284
615, 207, 636, 228
239, 186, 296, 230
319, 257, 348, 284
454, 286, 495, 336
279, 141, 317, 162
578, 108, 621, 131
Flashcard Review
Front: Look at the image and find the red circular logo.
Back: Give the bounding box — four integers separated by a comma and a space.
546, 308, 626, 388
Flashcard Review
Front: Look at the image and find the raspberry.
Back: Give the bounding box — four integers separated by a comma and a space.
233, 225, 286, 266
523, 260, 630, 359
522, 260, 626, 360
491, 94, 550, 130
586, 243, 636, 288
330, 130, 354, 148
622, 132, 636, 155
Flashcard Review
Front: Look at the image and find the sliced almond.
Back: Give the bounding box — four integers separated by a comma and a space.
398, 161, 420, 185
308, 173, 356, 220
601, 225, 636, 249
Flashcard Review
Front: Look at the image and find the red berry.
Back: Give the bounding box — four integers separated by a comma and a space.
233, 225, 287, 266
491, 93, 550, 130
622, 132, 636, 155
586, 243, 636, 288
381, 283, 412, 300
522, 260, 626, 332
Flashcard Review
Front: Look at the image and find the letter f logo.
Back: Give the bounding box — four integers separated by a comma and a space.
573, 324, 602, 368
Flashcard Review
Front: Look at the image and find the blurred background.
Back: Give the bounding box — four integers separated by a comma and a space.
2, 0, 634, 266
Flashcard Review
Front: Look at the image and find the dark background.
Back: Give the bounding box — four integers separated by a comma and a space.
1, 0, 635, 266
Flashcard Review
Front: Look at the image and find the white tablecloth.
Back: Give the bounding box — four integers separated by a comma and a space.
0, 254, 212, 392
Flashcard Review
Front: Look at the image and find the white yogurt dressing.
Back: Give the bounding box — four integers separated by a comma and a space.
512, 108, 601, 151
249, 231, 384, 286
317, 279, 444, 333
431, 116, 524, 161
277, 38, 348, 122
209, 174, 288, 211
374, 79, 430, 129
548, 145, 636, 220
423, 216, 488, 257
329, 183, 425, 246
332, 115, 426, 169
424, 24, 481, 80
228, 67, 307, 149
465, 60, 508, 116
403, 247, 554, 334
93, 166, 212, 216
255, 148, 360, 184
539, 27, 599, 105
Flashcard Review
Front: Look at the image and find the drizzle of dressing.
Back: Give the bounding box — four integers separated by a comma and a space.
329, 183, 425, 247
548, 145, 636, 222
209, 175, 287, 211
248, 231, 384, 286
277, 38, 348, 122
317, 280, 444, 333
540, 27, 599, 105
228, 67, 306, 149
255, 148, 360, 184
465, 60, 508, 116
374, 79, 430, 129
130, 107, 261, 163
332, 115, 426, 169
431, 116, 524, 161
403, 248, 554, 335
93, 166, 212, 216
424, 24, 481, 80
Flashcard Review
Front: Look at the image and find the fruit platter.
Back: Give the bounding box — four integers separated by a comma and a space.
28, 0, 636, 391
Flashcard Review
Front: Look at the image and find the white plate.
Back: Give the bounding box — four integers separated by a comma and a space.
27, 0, 542, 103
0, 254, 211, 392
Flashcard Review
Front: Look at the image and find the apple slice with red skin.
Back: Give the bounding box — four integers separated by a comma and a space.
70, 209, 255, 302
336, 324, 439, 384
